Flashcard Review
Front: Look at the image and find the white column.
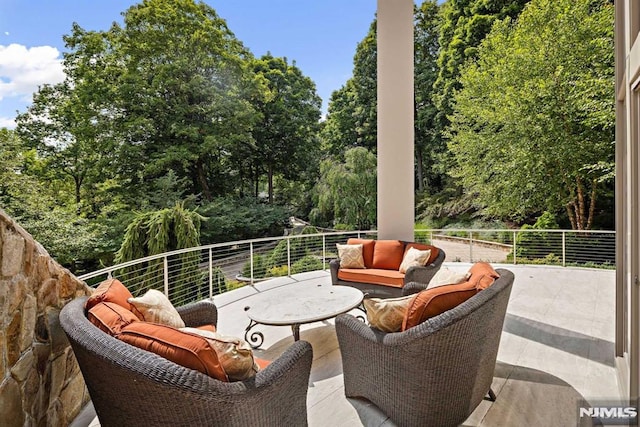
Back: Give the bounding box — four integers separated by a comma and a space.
376, 0, 414, 241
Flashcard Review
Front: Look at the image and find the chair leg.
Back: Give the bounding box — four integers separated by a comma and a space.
487, 388, 497, 402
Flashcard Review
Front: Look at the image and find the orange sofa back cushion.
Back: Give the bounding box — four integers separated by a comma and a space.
346, 238, 376, 268
404, 243, 440, 265
371, 240, 405, 270
118, 322, 228, 382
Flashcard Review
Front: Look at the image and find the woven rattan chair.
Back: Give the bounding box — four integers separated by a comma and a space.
335, 269, 514, 427
60, 296, 313, 427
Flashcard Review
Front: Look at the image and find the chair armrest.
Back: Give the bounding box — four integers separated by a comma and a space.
329, 258, 341, 284
401, 281, 429, 296
254, 340, 313, 388
176, 300, 218, 328
403, 264, 439, 285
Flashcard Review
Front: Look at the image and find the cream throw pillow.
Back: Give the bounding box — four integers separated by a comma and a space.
128, 289, 185, 328
181, 327, 259, 381
363, 295, 414, 332
427, 267, 470, 289
399, 247, 431, 273
337, 243, 365, 268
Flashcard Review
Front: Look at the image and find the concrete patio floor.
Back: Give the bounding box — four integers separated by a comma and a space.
76, 263, 618, 427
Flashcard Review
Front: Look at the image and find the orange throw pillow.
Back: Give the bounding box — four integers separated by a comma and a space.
467, 262, 500, 290
118, 322, 229, 382
85, 278, 139, 315
371, 240, 405, 270
401, 281, 477, 331
87, 302, 139, 336
346, 238, 376, 268
404, 243, 440, 265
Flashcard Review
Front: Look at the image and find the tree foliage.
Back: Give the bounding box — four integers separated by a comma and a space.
448, 0, 614, 229
311, 147, 377, 230
321, 20, 377, 156
433, 0, 530, 132
249, 54, 322, 203
414, 1, 442, 193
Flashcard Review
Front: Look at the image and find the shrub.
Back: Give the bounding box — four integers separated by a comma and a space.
291, 255, 323, 274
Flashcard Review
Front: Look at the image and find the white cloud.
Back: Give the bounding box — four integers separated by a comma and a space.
0, 116, 16, 129
0, 43, 65, 102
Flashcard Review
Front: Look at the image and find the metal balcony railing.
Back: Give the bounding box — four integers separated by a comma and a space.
78, 229, 615, 306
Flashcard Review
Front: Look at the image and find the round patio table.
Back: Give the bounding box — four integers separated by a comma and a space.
243, 283, 364, 349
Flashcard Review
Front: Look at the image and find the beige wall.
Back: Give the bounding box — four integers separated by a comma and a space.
376, 0, 415, 241
615, 0, 640, 400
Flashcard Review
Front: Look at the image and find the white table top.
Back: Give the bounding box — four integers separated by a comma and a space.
244, 284, 364, 326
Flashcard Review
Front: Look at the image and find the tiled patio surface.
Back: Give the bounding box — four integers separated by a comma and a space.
75, 263, 618, 427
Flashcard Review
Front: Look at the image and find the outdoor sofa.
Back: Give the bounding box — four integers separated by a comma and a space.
330, 238, 445, 298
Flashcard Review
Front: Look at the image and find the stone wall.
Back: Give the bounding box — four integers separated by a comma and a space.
0, 209, 92, 426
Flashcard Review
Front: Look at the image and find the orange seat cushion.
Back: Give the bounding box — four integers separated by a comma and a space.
85, 278, 142, 317
338, 268, 405, 288
404, 243, 440, 265
87, 302, 139, 336
118, 322, 228, 382
401, 281, 478, 331
371, 240, 405, 270
467, 262, 500, 290
346, 238, 376, 268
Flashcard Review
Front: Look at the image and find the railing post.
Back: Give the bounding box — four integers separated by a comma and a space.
562, 231, 566, 267
250, 242, 254, 285
163, 256, 169, 297
322, 235, 326, 270
208, 248, 213, 298
287, 237, 291, 276
513, 231, 517, 265
469, 231, 474, 262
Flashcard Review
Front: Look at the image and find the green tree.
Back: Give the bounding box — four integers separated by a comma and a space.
433, 0, 529, 148
115, 202, 205, 302
414, 1, 442, 193
321, 20, 377, 155
311, 147, 377, 229
448, 0, 614, 229
249, 54, 322, 203
113, 0, 258, 201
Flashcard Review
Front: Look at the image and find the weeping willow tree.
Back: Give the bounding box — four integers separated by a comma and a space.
115, 202, 205, 304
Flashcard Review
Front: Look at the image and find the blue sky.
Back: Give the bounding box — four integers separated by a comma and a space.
0, 0, 378, 129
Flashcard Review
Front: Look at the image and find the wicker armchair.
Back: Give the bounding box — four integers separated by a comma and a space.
60, 296, 313, 427
335, 269, 514, 427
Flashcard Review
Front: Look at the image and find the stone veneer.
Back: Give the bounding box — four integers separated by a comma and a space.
0, 209, 92, 426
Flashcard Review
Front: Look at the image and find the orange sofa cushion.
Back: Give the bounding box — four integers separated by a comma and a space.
88, 302, 139, 336
402, 281, 478, 331
404, 243, 440, 266
371, 240, 405, 270
118, 322, 228, 382
338, 268, 405, 288
346, 238, 376, 268
467, 261, 500, 290
86, 278, 133, 311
